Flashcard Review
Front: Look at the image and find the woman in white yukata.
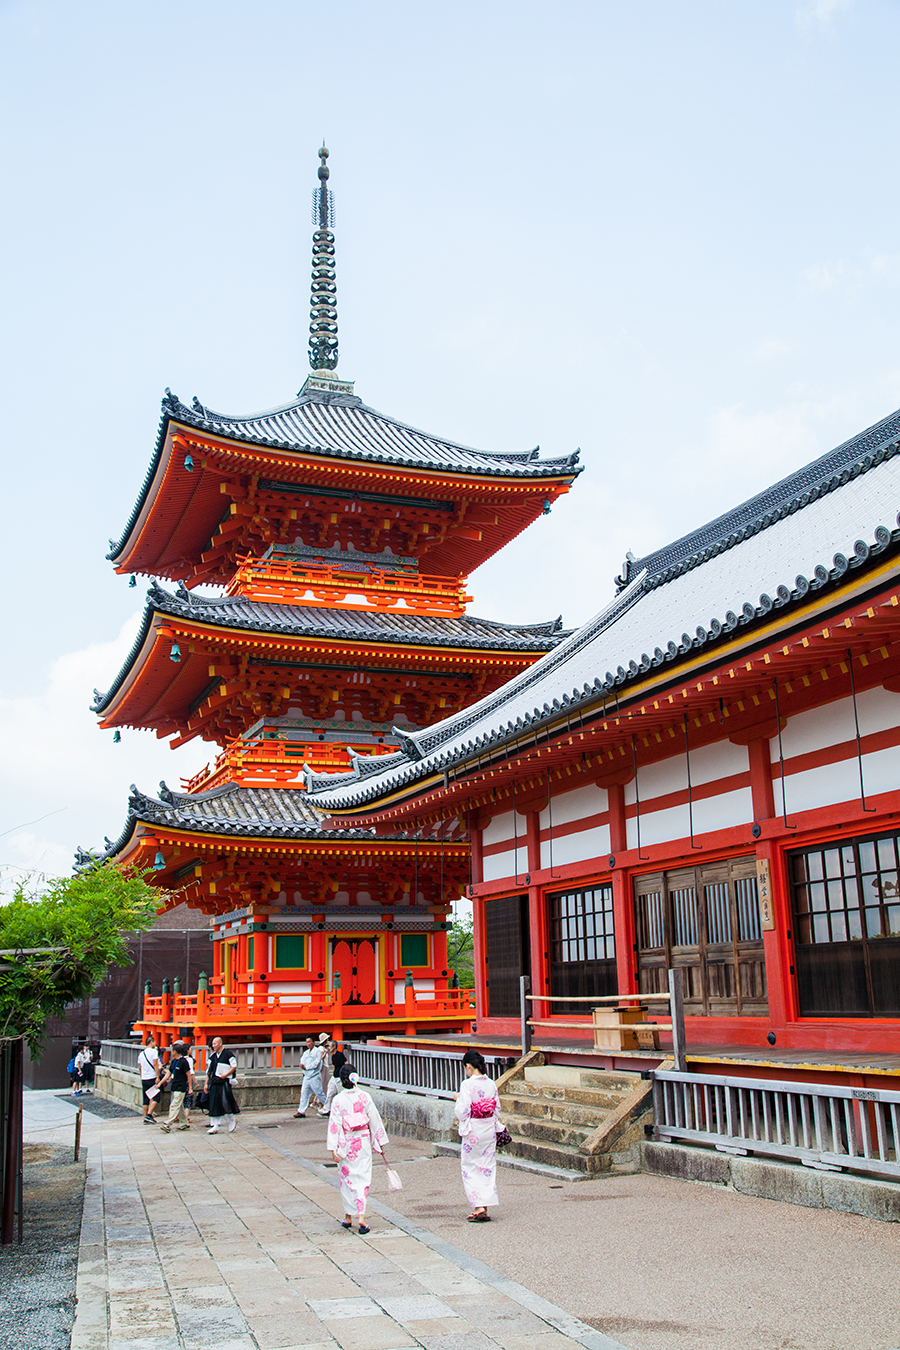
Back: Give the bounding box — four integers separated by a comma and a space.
454, 1048, 501, 1222
327, 1067, 391, 1234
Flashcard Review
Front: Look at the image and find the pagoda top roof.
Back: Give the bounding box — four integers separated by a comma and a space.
307, 403, 900, 812
90, 580, 568, 717
107, 381, 581, 570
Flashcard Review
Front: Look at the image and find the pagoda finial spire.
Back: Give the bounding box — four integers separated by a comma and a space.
308, 143, 338, 372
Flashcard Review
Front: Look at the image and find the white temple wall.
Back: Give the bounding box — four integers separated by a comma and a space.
781, 743, 900, 815
773, 689, 900, 763
540, 823, 611, 870
538, 783, 608, 829
623, 738, 748, 807
483, 811, 515, 849
483, 847, 522, 882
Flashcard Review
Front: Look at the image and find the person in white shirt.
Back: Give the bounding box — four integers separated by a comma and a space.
74, 1046, 94, 1094
137, 1037, 162, 1124
293, 1036, 326, 1118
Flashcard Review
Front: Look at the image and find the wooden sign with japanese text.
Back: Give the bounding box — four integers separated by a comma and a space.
756, 857, 776, 931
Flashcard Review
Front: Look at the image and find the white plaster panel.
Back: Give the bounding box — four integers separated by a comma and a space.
483, 847, 523, 882
692, 786, 754, 834
769, 688, 900, 762
623, 739, 748, 808
269, 980, 312, 1006
627, 801, 689, 850
783, 743, 900, 814
774, 696, 855, 762
625, 788, 752, 849
393, 978, 435, 1002
540, 823, 610, 870
483, 811, 515, 848
682, 738, 748, 786
539, 783, 608, 830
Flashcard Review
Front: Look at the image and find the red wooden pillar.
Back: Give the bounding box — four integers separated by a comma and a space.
270, 1025, 283, 1068
744, 732, 793, 1028
472, 895, 487, 1023
525, 810, 548, 1001
470, 827, 484, 885
607, 783, 637, 993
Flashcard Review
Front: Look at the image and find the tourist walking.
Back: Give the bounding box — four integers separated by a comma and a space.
293, 1035, 326, 1117
138, 1036, 162, 1124
327, 1067, 391, 1234
206, 1036, 240, 1134
454, 1049, 501, 1221
159, 1041, 195, 1133
317, 1040, 348, 1116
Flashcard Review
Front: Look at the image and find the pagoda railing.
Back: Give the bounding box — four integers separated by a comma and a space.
181, 734, 394, 794
138, 985, 476, 1032
226, 555, 471, 616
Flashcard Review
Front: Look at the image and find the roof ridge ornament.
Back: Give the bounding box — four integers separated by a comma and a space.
308, 143, 339, 374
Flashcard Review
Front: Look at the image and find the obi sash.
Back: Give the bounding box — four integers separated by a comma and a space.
470, 1097, 496, 1119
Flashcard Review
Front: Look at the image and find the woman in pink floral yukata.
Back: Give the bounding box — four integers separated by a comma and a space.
327, 1067, 392, 1234
454, 1048, 501, 1222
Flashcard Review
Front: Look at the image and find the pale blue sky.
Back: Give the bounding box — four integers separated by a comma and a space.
2, 0, 899, 883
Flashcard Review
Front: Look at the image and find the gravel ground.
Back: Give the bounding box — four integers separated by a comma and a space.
54, 1092, 139, 1121
0, 1144, 86, 1350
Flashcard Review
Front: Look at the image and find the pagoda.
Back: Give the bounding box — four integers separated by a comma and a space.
94, 146, 582, 1052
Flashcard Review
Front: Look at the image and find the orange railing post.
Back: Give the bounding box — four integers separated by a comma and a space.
404, 971, 417, 1036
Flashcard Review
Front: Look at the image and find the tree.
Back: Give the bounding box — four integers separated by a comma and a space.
0, 865, 160, 1054
447, 910, 474, 989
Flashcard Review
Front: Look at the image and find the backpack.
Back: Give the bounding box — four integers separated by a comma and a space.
67, 1057, 78, 1075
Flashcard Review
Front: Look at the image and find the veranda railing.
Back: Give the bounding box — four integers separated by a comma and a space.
653, 1068, 900, 1181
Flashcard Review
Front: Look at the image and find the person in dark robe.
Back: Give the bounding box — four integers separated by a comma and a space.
205, 1036, 240, 1134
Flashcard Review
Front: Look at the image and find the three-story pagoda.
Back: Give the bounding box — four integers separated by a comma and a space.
94, 147, 581, 1052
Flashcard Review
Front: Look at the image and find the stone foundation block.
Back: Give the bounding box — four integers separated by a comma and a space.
821, 1172, 900, 1223
730, 1155, 823, 1209
642, 1140, 731, 1185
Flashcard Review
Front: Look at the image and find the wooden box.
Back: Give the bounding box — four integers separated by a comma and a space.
591, 1004, 646, 1051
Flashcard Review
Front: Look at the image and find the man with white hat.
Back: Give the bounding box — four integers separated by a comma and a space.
292, 1035, 326, 1118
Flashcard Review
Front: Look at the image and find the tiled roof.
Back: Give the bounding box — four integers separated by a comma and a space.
90, 583, 569, 714
617, 403, 900, 591
307, 407, 900, 809
98, 781, 405, 862
168, 386, 580, 477
107, 385, 581, 562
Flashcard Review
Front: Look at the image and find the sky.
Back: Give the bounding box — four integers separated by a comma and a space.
2, 0, 900, 890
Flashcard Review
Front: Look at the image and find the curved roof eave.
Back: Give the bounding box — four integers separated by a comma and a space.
107, 388, 583, 563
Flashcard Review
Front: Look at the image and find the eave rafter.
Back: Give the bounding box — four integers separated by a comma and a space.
121, 826, 469, 916
115, 423, 576, 584
98, 614, 544, 747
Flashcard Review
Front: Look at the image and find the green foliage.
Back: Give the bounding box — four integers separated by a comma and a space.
447, 911, 474, 989
0, 865, 160, 1053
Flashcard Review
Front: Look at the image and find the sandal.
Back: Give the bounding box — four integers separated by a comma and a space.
467, 1211, 490, 1222
358, 1223, 370, 1235
341, 1220, 353, 1230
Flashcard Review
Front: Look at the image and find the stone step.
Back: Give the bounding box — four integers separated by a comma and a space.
498, 1092, 610, 1128
501, 1110, 595, 1149
499, 1134, 602, 1174
509, 1082, 629, 1110
523, 1065, 642, 1092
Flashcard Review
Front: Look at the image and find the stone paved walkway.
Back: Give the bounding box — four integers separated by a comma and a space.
66, 1110, 617, 1350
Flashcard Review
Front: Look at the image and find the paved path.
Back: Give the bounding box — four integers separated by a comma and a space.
22, 1099, 899, 1350
65, 1109, 616, 1350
